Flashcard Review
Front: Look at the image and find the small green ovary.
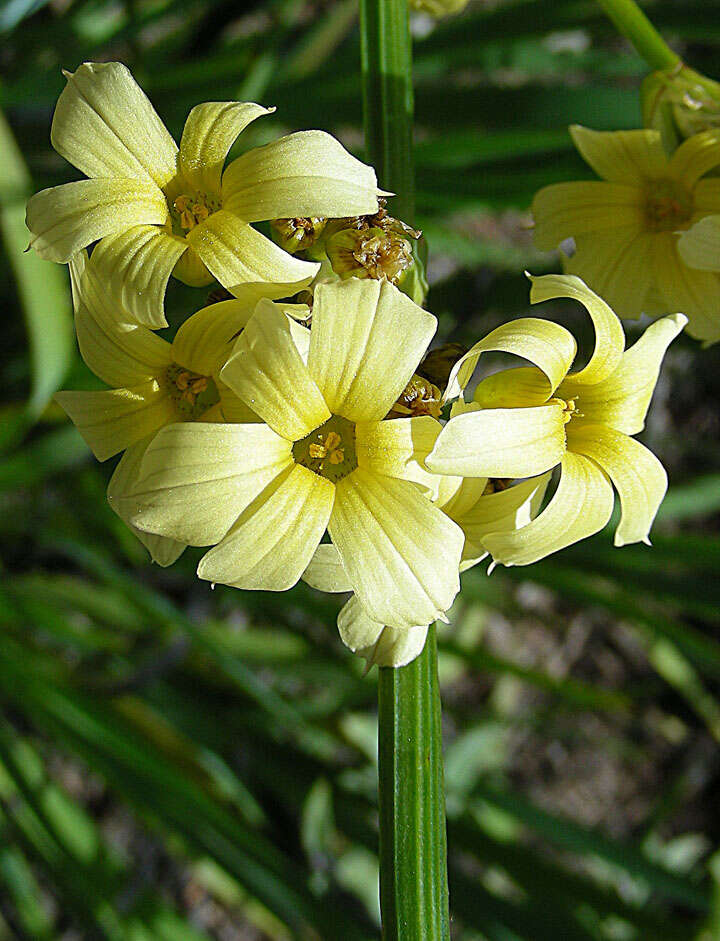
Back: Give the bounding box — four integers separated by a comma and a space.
293, 415, 358, 483
165, 364, 220, 419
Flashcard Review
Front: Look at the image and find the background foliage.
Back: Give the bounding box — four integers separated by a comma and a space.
2, 0, 720, 937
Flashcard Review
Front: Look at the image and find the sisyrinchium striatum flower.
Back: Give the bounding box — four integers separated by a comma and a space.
25, 61, 383, 329
426, 274, 686, 566
126, 278, 465, 631
55, 251, 270, 565
532, 124, 720, 343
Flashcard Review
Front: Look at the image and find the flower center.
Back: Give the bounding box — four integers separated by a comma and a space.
170, 193, 220, 234
550, 396, 582, 424
165, 364, 220, 419
644, 179, 693, 232
271, 217, 327, 254
293, 415, 358, 483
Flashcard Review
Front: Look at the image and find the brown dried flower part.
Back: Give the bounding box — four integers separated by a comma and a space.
325, 226, 414, 284
417, 342, 469, 389
270, 216, 327, 254
387, 374, 443, 419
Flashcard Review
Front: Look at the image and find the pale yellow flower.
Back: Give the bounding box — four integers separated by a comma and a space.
302, 473, 549, 667
25, 61, 382, 328
532, 124, 720, 343
126, 279, 465, 631
427, 274, 686, 566
56, 252, 260, 565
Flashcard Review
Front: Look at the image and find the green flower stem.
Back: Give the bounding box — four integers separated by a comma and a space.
360, 0, 415, 223
377, 626, 450, 940
594, 0, 680, 71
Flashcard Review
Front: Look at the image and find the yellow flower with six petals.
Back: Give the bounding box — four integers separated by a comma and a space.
26, 61, 382, 328
126, 279, 465, 631
56, 252, 262, 565
427, 274, 686, 566
532, 124, 720, 343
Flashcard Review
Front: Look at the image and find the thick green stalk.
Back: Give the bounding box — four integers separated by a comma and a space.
377, 626, 450, 940
360, 0, 415, 223
594, 0, 680, 71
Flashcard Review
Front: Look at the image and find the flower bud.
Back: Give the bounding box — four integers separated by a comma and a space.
325, 226, 414, 284
642, 65, 720, 149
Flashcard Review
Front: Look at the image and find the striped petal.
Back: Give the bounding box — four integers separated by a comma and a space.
651, 234, 719, 343
355, 415, 442, 493
328, 468, 463, 630
308, 279, 436, 423
51, 62, 178, 188
529, 273, 625, 385
567, 423, 667, 547
69, 254, 172, 388
197, 464, 334, 590
89, 225, 187, 329
692, 179, 720, 214
221, 299, 330, 440
56, 381, 175, 461
337, 597, 428, 669
569, 125, 668, 184
302, 543, 352, 593
128, 422, 292, 545
186, 210, 318, 299
222, 130, 380, 222
107, 438, 185, 567
668, 129, 720, 189
677, 215, 720, 272
26, 179, 169, 263
532, 181, 643, 251
426, 402, 566, 478
445, 313, 575, 401
483, 452, 614, 566
172, 298, 256, 378
179, 101, 273, 195
560, 314, 685, 433
472, 366, 551, 408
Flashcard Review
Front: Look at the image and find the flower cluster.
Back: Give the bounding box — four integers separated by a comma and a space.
29, 62, 682, 668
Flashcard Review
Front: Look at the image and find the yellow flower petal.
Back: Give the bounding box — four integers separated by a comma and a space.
217, 381, 261, 423
302, 543, 352, 593
26, 179, 169, 263
70, 254, 172, 388
355, 415, 442, 493
338, 597, 428, 668
89, 225, 187, 329
564, 230, 656, 321
452, 473, 552, 563
55, 381, 176, 461
569, 125, 668, 184
426, 403, 566, 478
107, 438, 185, 567
529, 273, 625, 385
307, 279, 436, 423
692, 179, 720, 214
51, 62, 178, 188
172, 246, 215, 288
445, 314, 575, 401
560, 314, 685, 433
172, 298, 255, 377
186, 209, 318, 298
483, 452, 614, 566
221, 299, 331, 440
128, 422, 292, 545
472, 367, 551, 408
678, 215, 720, 272
179, 101, 273, 196
328, 468, 463, 630
668, 129, 720, 189
197, 464, 333, 590
222, 130, 380, 222
567, 423, 667, 547
651, 234, 719, 343
532, 181, 643, 251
